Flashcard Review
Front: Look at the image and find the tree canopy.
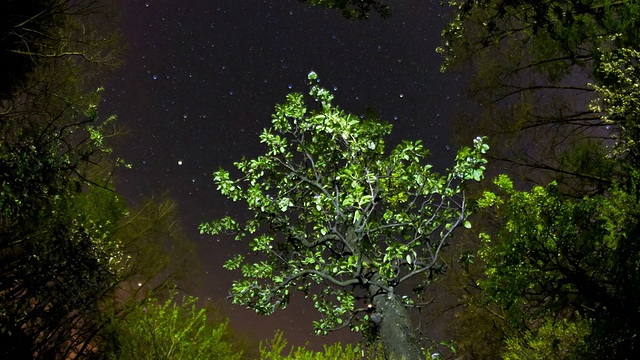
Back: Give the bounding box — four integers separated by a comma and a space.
200, 72, 488, 359
436, 1, 640, 358
438, 0, 640, 192
472, 170, 640, 358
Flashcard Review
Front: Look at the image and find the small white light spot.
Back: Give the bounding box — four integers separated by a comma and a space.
177, 160, 183, 166
138, 282, 142, 287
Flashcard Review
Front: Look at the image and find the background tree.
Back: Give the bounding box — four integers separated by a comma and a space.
200, 72, 489, 359
103, 293, 247, 360
0, 1, 122, 356
109, 197, 199, 304
430, 3, 640, 357
0, 98, 124, 359
472, 169, 640, 358
0, 1, 200, 357
590, 47, 640, 165
441, 48, 640, 358
0, 0, 120, 98
439, 0, 640, 193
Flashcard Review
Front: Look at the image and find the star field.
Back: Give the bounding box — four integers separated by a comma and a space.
102, 0, 469, 348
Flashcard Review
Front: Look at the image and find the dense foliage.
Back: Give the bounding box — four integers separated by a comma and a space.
104, 295, 244, 360
0, 37, 122, 359
438, 0, 640, 191
476, 174, 640, 358
438, 1, 640, 358
259, 330, 383, 360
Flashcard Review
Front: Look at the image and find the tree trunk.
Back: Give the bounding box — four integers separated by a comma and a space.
372, 290, 424, 360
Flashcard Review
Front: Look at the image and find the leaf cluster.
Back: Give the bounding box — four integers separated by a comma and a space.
475, 172, 640, 358
439, 0, 640, 74
259, 330, 382, 360
104, 294, 244, 360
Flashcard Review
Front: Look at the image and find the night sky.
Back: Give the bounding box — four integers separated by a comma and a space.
102, 0, 471, 349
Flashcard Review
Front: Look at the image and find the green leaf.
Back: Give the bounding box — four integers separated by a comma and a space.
406, 254, 413, 264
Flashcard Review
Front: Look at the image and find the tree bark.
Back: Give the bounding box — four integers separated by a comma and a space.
372, 290, 424, 360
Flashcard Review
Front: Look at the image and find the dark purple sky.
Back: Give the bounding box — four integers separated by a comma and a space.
103, 0, 469, 349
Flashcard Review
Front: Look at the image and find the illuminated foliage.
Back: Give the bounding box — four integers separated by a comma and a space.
200, 72, 488, 359
259, 330, 382, 360
475, 172, 640, 358
104, 295, 244, 360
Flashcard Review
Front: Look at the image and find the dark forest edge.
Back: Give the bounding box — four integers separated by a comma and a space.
436, 1, 640, 359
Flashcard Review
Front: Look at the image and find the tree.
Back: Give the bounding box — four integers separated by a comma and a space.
200, 72, 489, 359
439, 0, 640, 72
0, 98, 125, 359
500, 316, 592, 360
0, 0, 120, 98
109, 197, 199, 304
0, 86, 198, 358
439, 0, 640, 193
435, 31, 640, 360
590, 47, 640, 166
103, 293, 246, 360
0, 2, 195, 357
422, 2, 640, 358
473, 172, 640, 358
